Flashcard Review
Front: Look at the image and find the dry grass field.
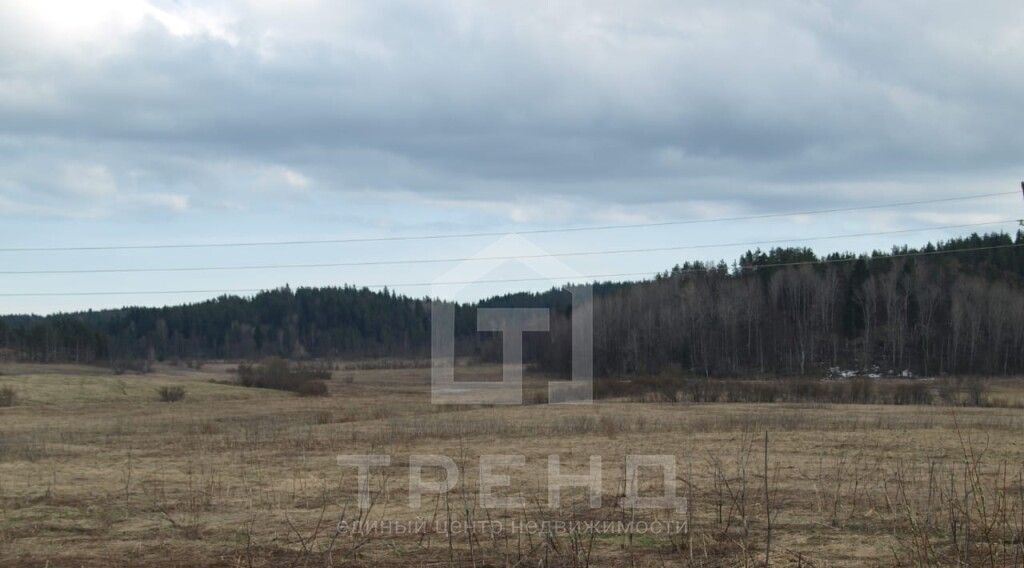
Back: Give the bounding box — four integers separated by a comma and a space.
1, 362, 1023, 566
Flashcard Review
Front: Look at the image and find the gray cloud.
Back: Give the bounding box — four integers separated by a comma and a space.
1, 0, 1023, 220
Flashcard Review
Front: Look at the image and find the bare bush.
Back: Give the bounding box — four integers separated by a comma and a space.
157, 386, 186, 402
297, 380, 328, 397
892, 382, 932, 405
965, 377, 989, 406
236, 357, 331, 395
596, 376, 964, 406
342, 358, 430, 370
847, 377, 876, 403
0, 386, 16, 407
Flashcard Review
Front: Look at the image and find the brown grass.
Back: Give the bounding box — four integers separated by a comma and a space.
0, 362, 1022, 566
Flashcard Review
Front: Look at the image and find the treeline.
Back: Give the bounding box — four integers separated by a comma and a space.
534, 231, 1024, 377
0, 286, 435, 363
3, 231, 1024, 377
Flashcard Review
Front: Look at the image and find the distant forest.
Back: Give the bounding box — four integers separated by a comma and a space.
4, 231, 1024, 377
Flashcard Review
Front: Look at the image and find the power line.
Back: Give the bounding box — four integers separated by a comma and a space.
728, 241, 1024, 272
0, 288, 266, 298
0, 190, 1016, 253
0, 219, 1017, 275
3, 241, 1022, 297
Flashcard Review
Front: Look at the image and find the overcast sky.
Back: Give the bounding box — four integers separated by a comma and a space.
2, 0, 1023, 314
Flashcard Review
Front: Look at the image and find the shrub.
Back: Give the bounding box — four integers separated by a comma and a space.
649, 376, 681, 402
343, 359, 430, 371
157, 385, 186, 402
965, 378, 989, 407
0, 386, 16, 407
847, 377, 876, 404
297, 380, 328, 397
236, 358, 332, 395
690, 379, 724, 403
937, 379, 961, 405
523, 390, 547, 405
893, 382, 932, 405
596, 375, 953, 406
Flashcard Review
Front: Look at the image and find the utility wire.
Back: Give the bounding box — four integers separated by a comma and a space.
0, 190, 1016, 253
0, 219, 1016, 275
3, 241, 1022, 297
